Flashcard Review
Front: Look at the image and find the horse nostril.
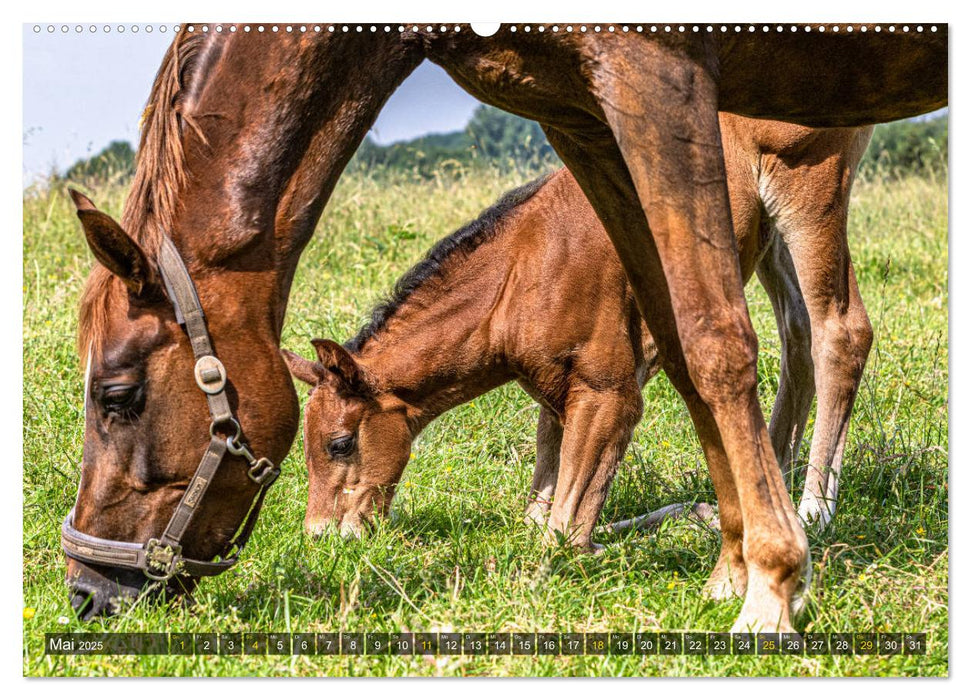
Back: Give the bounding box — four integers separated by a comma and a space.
305, 519, 336, 539
339, 520, 365, 540
69, 584, 97, 621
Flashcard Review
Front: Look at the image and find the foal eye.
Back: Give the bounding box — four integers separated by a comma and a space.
328, 435, 356, 459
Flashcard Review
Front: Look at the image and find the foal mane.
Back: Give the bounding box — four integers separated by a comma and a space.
345, 173, 552, 354
77, 28, 213, 360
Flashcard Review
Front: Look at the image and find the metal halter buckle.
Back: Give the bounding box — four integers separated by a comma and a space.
144, 539, 182, 581
193, 354, 227, 394
227, 435, 279, 485
247, 458, 280, 486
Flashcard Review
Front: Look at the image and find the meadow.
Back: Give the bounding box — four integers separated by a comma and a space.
22, 164, 948, 676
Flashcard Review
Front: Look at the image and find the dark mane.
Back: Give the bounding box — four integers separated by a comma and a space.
345, 173, 553, 354
77, 28, 213, 359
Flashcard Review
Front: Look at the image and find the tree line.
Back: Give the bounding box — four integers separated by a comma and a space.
62, 107, 947, 184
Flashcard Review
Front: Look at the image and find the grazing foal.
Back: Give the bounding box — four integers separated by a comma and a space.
286, 116, 874, 548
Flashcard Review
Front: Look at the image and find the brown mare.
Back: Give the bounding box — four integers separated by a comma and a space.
65, 25, 945, 631
284, 115, 873, 556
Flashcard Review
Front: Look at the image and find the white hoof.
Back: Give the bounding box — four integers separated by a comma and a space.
789, 548, 813, 620
523, 503, 549, 528
798, 496, 834, 532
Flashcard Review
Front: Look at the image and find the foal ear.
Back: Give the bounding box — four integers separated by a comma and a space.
310, 339, 370, 395
70, 189, 159, 297
281, 349, 326, 387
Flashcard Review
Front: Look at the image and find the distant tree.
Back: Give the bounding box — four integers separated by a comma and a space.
64, 140, 136, 182
859, 114, 947, 178
466, 105, 557, 168
348, 105, 560, 177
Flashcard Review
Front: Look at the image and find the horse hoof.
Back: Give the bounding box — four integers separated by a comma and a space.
703, 576, 740, 602
523, 505, 549, 528
730, 614, 795, 635
797, 500, 834, 533
703, 559, 747, 601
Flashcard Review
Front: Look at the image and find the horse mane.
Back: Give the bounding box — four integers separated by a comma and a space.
77, 28, 212, 360
345, 173, 552, 354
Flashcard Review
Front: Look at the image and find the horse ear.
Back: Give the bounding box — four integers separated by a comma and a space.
281, 349, 326, 387
310, 339, 369, 395
70, 189, 160, 297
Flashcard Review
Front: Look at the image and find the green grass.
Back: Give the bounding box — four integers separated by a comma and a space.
22, 166, 948, 676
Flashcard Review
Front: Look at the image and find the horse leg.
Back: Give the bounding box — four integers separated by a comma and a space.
545, 385, 642, 551
756, 233, 816, 486
525, 407, 563, 527
544, 47, 808, 632
762, 126, 873, 532
786, 233, 872, 531
545, 126, 750, 603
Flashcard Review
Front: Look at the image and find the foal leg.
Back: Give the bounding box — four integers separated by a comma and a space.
544, 44, 808, 632
756, 234, 816, 486
545, 385, 642, 551
787, 237, 872, 531
768, 128, 874, 531
525, 407, 562, 527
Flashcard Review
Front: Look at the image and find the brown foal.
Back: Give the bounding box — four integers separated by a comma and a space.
287, 115, 873, 562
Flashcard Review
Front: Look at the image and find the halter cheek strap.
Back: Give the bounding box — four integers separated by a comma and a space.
61, 235, 279, 582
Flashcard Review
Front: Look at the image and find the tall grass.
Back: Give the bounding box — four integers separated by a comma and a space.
22, 164, 947, 676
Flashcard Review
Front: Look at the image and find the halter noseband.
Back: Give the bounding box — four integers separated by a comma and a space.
61, 235, 280, 583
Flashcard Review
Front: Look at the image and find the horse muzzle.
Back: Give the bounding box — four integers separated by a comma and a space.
65, 558, 151, 621
65, 556, 198, 620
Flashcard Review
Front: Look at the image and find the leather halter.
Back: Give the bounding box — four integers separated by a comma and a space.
61, 235, 280, 582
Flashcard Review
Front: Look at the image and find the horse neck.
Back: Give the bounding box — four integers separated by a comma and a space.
161, 31, 423, 339
354, 249, 516, 432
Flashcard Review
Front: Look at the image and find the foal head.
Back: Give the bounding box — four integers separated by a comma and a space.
283, 341, 412, 538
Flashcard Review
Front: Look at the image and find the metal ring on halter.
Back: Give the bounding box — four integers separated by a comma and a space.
210, 416, 242, 442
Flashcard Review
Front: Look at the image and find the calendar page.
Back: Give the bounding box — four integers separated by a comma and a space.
20, 11, 949, 679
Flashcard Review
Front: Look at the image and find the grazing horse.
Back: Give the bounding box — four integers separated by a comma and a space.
64, 25, 945, 632
284, 115, 872, 549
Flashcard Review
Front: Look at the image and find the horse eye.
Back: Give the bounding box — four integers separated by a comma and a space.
328, 435, 356, 459
100, 384, 142, 414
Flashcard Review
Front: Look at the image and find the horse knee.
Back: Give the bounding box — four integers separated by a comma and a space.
677, 311, 760, 411
817, 307, 873, 382
847, 308, 873, 366
746, 520, 810, 583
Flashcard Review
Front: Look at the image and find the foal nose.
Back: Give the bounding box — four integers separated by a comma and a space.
305, 518, 339, 539
303, 516, 368, 540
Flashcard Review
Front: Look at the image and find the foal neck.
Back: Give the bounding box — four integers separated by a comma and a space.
354, 248, 530, 431
356, 274, 516, 431
348, 177, 553, 430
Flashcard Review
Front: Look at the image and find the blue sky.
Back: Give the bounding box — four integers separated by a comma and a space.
22, 24, 948, 183
22, 25, 483, 182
